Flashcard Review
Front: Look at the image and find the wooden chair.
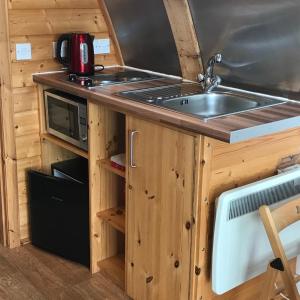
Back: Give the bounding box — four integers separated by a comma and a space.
259, 198, 300, 300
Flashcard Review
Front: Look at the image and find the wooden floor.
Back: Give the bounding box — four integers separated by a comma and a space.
0, 244, 130, 300
0, 243, 290, 300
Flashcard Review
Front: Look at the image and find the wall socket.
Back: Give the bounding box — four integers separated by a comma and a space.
16, 43, 32, 60
93, 38, 110, 54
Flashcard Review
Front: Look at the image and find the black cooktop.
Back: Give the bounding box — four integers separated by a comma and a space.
69, 70, 162, 88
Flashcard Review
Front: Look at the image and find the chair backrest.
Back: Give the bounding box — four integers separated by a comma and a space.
260, 197, 300, 300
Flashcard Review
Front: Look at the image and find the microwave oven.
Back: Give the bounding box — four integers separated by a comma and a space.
44, 89, 88, 151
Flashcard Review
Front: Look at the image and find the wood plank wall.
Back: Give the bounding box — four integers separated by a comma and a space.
0, 0, 19, 248
1, 0, 119, 244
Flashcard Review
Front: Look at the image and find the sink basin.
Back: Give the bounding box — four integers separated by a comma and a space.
161, 93, 259, 119
118, 83, 286, 120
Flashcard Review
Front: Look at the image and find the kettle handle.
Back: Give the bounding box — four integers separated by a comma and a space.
56, 34, 70, 67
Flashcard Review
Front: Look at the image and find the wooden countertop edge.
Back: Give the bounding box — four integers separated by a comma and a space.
230, 116, 300, 143
33, 73, 300, 144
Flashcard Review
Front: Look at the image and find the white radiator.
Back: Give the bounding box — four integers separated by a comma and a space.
212, 165, 300, 295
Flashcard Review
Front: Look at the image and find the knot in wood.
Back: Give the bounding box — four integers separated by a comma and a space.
146, 276, 153, 284
185, 221, 191, 230
195, 266, 201, 276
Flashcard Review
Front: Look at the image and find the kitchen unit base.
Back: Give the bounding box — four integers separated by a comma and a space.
31, 83, 300, 299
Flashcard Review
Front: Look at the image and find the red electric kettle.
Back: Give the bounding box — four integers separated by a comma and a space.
56, 33, 100, 76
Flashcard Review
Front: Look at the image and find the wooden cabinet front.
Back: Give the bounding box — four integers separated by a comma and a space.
126, 116, 198, 300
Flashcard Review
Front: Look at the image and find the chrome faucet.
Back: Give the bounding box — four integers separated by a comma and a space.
198, 53, 222, 93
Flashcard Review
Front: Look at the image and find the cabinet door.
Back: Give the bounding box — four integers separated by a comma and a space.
126, 117, 196, 300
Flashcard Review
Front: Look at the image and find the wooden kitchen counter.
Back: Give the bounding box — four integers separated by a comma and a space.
33, 68, 300, 143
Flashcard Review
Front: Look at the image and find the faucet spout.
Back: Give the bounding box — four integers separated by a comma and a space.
207, 53, 222, 77
198, 53, 223, 92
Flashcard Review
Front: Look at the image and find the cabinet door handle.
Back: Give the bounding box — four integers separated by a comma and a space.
129, 130, 138, 168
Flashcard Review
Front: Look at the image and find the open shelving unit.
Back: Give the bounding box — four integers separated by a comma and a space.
38, 86, 127, 286
97, 207, 125, 233
96, 154, 126, 288
88, 101, 126, 288
41, 133, 89, 159
37, 85, 89, 176
37, 86, 89, 175
98, 158, 125, 178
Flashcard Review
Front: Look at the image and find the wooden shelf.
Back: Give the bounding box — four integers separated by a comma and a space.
41, 133, 89, 159
97, 207, 125, 233
97, 254, 125, 289
99, 158, 125, 178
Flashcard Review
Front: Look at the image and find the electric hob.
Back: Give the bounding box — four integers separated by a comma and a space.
68, 69, 163, 88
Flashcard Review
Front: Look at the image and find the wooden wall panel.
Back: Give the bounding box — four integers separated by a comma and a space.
11, 61, 61, 88
18, 181, 27, 205
0, 0, 20, 247
14, 111, 40, 137
9, 0, 99, 9
8, 9, 107, 36
13, 87, 38, 113
17, 156, 42, 183
19, 202, 29, 240
16, 134, 41, 159
3, 1, 120, 242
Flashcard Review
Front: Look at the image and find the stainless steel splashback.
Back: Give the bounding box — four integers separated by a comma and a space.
104, 0, 182, 76
188, 0, 300, 98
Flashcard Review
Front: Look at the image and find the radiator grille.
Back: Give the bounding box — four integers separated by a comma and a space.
228, 180, 300, 220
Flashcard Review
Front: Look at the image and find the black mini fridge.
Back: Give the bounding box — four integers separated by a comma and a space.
28, 157, 90, 267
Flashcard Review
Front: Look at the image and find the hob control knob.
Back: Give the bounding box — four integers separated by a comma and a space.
69, 74, 77, 82
84, 79, 93, 87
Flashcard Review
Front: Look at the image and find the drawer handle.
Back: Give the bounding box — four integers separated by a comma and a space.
129, 130, 138, 168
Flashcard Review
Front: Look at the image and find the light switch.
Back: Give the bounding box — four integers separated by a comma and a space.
16, 43, 32, 60
93, 38, 110, 54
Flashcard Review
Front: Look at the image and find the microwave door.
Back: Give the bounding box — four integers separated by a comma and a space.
46, 95, 81, 147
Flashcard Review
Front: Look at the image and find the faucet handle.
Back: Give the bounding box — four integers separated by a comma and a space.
198, 73, 205, 82
215, 53, 222, 63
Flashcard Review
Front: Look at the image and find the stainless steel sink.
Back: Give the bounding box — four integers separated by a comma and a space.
118, 83, 286, 120
161, 92, 259, 119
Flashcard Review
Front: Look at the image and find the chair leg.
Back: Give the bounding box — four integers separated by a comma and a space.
261, 259, 282, 300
